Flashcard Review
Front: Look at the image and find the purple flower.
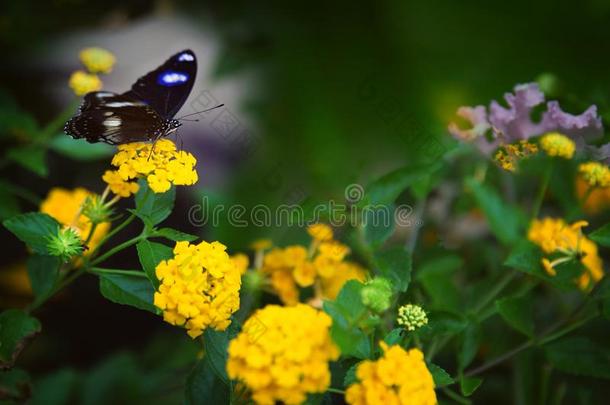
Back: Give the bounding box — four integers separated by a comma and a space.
449, 82, 604, 157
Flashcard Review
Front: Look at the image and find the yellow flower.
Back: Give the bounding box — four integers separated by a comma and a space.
493, 140, 538, 172
345, 342, 436, 405
68, 70, 102, 96
227, 304, 339, 405
307, 223, 333, 241
250, 239, 273, 251
576, 177, 610, 214
231, 253, 250, 275
528, 218, 604, 290
153, 240, 241, 338
578, 161, 610, 188
539, 132, 575, 159
103, 140, 198, 195
79, 47, 116, 74
40, 188, 110, 254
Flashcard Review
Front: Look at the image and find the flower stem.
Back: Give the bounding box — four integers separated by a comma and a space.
89, 267, 148, 278
531, 163, 552, 219
89, 212, 137, 258
327, 387, 346, 395
89, 233, 146, 267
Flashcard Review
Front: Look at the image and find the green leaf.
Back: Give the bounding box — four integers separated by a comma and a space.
343, 362, 360, 387
428, 363, 454, 387
545, 337, 610, 379
49, 135, 115, 161
0, 309, 41, 368
27, 254, 61, 304
185, 359, 230, 405
362, 205, 395, 249
134, 181, 175, 225
416, 255, 462, 312
505, 241, 583, 290
458, 324, 479, 371
3, 212, 61, 254
360, 162, 442, 206
153, 227, 198, 242
98, 274, 157, 314
0, 186, 20, 221
373, 247, 411, 292
589, 223, 610, 247
495, 293, 534, 337
460, 376, 483, 396
466, 177, 524, 245
136, 240, 173, 288
30, 369, 78, 405
6, 145, 47, 177
0, 368, 31, 402
323, 280, 371, 359
202, 327, 233, 385
383, 328, 404, 346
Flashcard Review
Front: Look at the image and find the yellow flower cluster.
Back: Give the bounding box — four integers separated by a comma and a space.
79, 47, 116, 74
102, 139, 198, 196
493, 140, 538, 172
528, 218, 603, 290
578, 161, 610, 188
40, 188, 110, 254
69, 47, 115, 96
260, 224, 366, 305
68, 71, 102, 96
576, 177, 610, 214
539, 132, 575, 159
153, 240, 241, 338
345, 342, 436, 405
227, 304, 339, 405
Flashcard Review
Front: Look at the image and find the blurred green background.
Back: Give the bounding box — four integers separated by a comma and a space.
2, 0, 610, 403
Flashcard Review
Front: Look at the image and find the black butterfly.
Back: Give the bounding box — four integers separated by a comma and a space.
65, 49, 203, 145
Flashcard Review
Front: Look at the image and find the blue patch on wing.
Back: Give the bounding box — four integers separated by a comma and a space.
157, 70, 189, 87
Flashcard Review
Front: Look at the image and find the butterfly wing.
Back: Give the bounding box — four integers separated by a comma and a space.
122, 49, 197, 119
64, 91, 165, 145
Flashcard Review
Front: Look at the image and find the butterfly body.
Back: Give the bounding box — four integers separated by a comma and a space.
65, 49, 196, 145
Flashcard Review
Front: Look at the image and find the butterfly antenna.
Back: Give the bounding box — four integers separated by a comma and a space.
176, 104, 224, 120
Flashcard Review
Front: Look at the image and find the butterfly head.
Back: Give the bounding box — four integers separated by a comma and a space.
165, 119, 182, 135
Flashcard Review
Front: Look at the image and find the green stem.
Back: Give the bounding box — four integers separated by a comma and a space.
89, 233, 145, 267
89, 267, 148, 278
442, 387, 472, 405
532, 163, 552, 219
28, 266, 87, 312
89, 212, 137, 257
326, 387, 346, 395
472, 271, 518, 314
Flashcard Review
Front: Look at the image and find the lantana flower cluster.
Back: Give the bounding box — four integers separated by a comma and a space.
102, 139, 198, 196
527, 218, 603, 290
40, 187, 110, 254
345, 342, 436, 405
153, 240, 241, 338
69, 47, 115, 96
256, 224, 366, 305
227, 304, 339, 405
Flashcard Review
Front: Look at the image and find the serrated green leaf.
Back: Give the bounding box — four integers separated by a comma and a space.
134, 181, 175, 225
0, 309, 41, 368
49, 135, 115, 161
185, 359, 230, 405
466, 177, 524, 245
428, 363, 454, 387
495, 293, 534, 337
27, 254, 61, 304
383, 328, 404, 346
343, 362, 360, 388
458, 324, 479, 371
360, 162, 442, 206
460, 376, 483, 396
3, 212, 60, 254
98, 274, 156, 314
202, 328, 232, 385
136, 240, 173, 288
362, 205, 395, 249
545, 337, 610, 379
589, 223, 610, 247
153, 227, 198, 242
373, 247, 411, 292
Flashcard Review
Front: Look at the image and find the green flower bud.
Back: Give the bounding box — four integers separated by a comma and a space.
361, 277, 393, 313
82, 195, 113, 224
46, 227, 83, 261
397, 304, 428, 331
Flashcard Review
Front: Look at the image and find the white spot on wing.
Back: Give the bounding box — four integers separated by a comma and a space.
103, 117, 122, 127
105, 102, 136, 108
159, 71, 188, 85
178, 53, 194, 62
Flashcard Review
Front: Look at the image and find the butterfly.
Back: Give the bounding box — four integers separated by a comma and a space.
64, 49, 217, 145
